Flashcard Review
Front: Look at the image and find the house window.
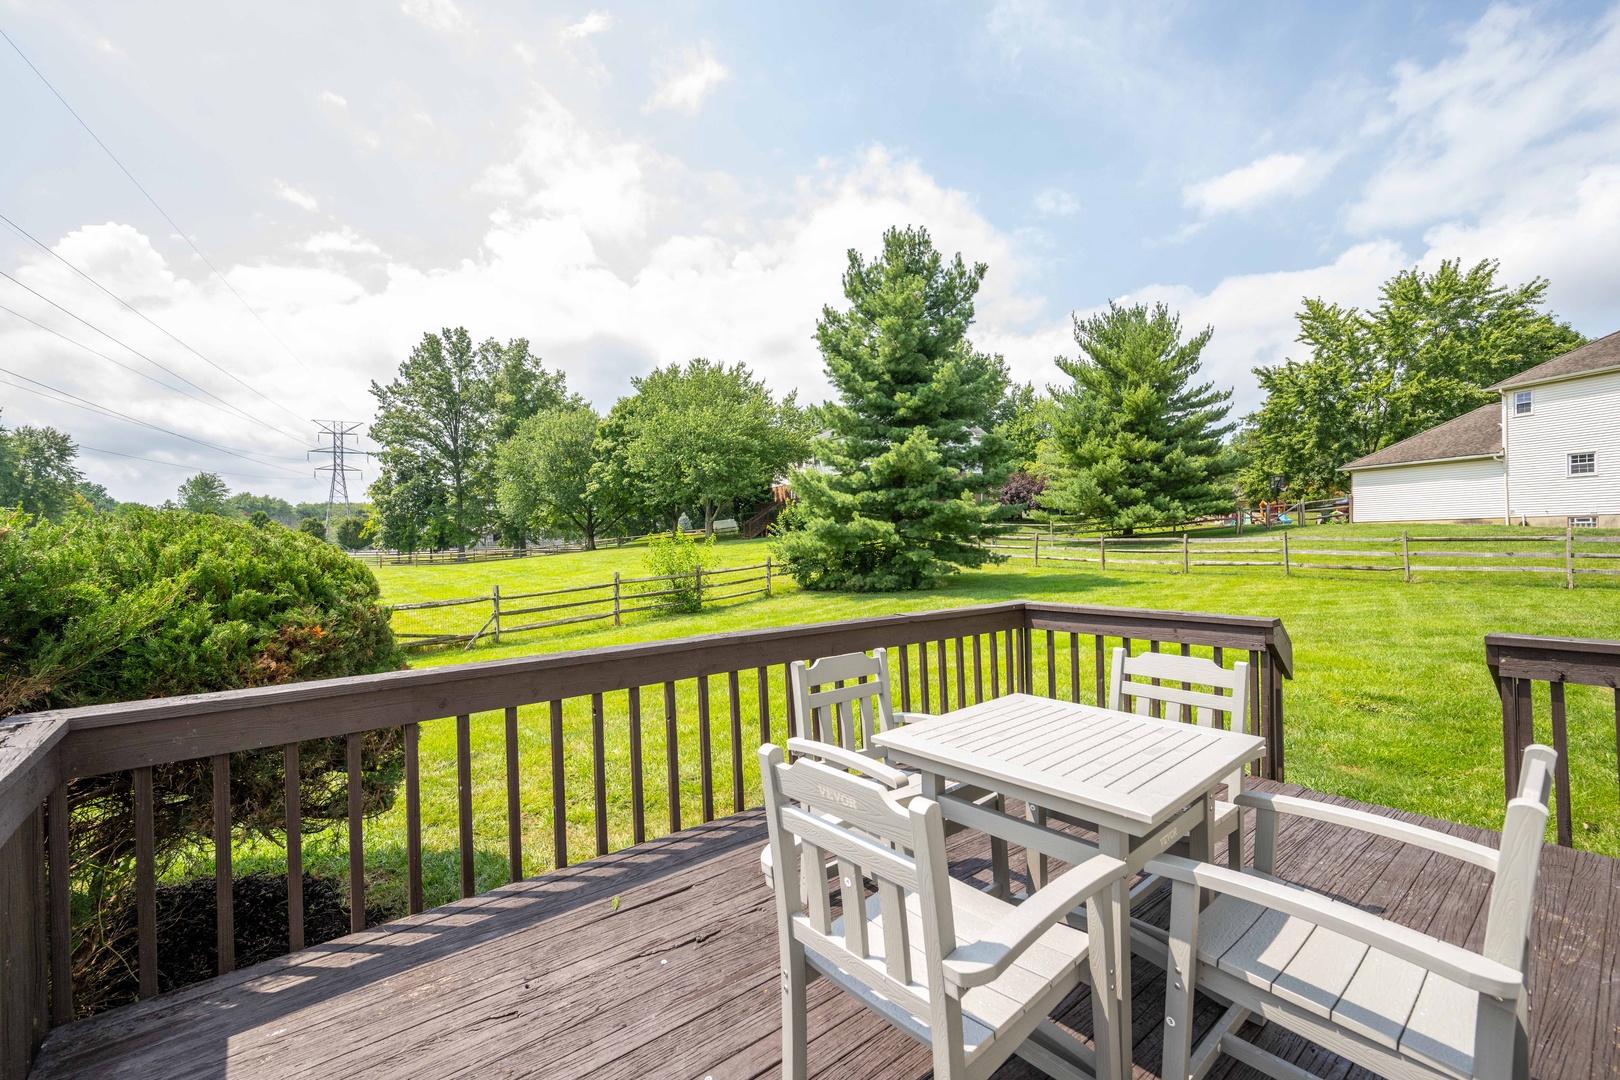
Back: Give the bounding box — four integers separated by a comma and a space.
1514, 390, 1533, 415
1571, 516, 1598, 528
1569, 452, 1596, 476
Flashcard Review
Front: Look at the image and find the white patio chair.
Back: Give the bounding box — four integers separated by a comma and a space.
760, 743, 1127, 1080
1026, 646, 1249, 891
1155, 744, 1555, 1080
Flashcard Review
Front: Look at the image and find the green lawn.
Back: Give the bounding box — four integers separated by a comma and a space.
224, 527, 1620, 915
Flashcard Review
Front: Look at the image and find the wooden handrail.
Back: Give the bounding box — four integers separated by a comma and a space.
0, 599, 1291, 1069
1486, 631, 1620, 847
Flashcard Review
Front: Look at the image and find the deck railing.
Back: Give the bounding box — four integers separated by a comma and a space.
1487, 632, 1620, 847
0, 599, 1291, 1078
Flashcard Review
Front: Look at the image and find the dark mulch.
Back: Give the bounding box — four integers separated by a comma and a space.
79, 872, 390, 1016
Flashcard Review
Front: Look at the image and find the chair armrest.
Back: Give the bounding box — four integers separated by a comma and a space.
1148, 854, 1523, 998
892, 711, 928, 726
1233, 791, 1499, 870
941, 855, 1127, 990
786, 738, 911, 789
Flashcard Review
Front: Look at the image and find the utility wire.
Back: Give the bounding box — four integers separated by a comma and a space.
0, 368, 308, 476
0, 301, 308, 460
0, 24, 362, 416
78, 443, 300, 482
0, 211, 315, 435
0, 268, 308, 443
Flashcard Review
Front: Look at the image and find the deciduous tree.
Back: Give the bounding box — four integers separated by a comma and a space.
0, 419, 83, 520
176, 472, 231, 516
497, 405, 630, 549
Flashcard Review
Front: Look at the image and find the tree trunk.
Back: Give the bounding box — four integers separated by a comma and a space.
584, 510, 597, 551
703, 499, 716, 539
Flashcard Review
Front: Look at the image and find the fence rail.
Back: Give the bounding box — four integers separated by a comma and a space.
349, 527, 735, 566
389, 560, 776, 649
0, 600, 1291, 1073
988, 526, 1619, 587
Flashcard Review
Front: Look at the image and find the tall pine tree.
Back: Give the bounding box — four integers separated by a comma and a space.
778, 226, 1009, 591
1041, 302, 1236, 535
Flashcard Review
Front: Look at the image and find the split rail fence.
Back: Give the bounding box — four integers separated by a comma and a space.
987, 526, 1620, 588
391, 559, 776, 649
0, 600, 1292, 1075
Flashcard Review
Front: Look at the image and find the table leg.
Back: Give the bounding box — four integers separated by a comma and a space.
1090, 828, 1131, 1080
1025, 803, 1048, 891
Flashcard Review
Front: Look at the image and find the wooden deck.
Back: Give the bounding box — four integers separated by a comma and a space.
28, 780, 1620, 1080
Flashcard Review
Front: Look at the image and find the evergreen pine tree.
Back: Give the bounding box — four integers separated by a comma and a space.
1041, 302, 1236, 535
777, 226, 1010, 591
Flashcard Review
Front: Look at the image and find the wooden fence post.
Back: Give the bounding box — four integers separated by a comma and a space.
765, 556, 773, 597
695, 564, 703, 608
1568, 524, 1576, 589
613, 572, 621, 626
1182, 532, 1189, 574
1033, 532, 1040, 567
492, 584, 502, 644
1282, 530, 1290, 577
1099, 536, 1106, 571
1402, 530, 1411, 583
1299, 498, 1306, 526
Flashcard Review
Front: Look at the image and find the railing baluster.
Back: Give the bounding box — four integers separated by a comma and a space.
455, 716, 474, 898
936, 639, 948, 712
664, 682, 681, 833
48, 782, 72, 1022
1004, 630, 1014, 694
990, 631, 1000, 697
972, 634, 984, 704
782, 664, 795, 740
728, 671, 744, 813
406, 723, 423, 914
1094, 635, 1105, 705
1069, 633, 1079, 702
212, 753, 233, 975
505, 706, 522, 882
550, 700, 568, 868
1550, 682, 1573, 847
1180, 642, 1193, 724
899, 647, 912, 711
698, 677, 714, 823
348, 733, 366, 929
628, 687, 646, 845
920, 642, 931, 712
133, 766, 159, 993
756, 666, 771, 745
282, 746, 302, 953
955, 638, 966, 709
1046, 629, 1056, 697
592, 693, 609, 857
1149, 640, 1162, 718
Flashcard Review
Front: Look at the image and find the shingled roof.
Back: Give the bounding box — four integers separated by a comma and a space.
1492, 329, 1620, 389
1339, 402, 1502, 471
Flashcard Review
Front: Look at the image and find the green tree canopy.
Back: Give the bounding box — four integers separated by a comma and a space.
776, 225, 1011, 590
1041, 301, 1236, 535
0, 418, 84, 520
1239, 258, 1586, 500
597, 358, 808, 536
76, 481, 121, 513
227, 492, 297, 525
497, 405, 631, 549
993, 381, 1052, 473
176, 472, 231, 516
298, 516, 328, 541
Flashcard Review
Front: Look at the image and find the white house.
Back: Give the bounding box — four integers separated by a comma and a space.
1340, 330, 1620, 526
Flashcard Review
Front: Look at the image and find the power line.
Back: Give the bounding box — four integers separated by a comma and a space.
0, 367, 308, 475
0, 24, 362, 416
0, 301, 307, 457
0, 268, 308, 443
78, 443, 301, 482
0, 211, 317, 435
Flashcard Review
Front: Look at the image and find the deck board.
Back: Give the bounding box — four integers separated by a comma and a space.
27, 781, 1620, 1080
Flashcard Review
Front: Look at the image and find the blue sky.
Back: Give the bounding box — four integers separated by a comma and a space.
2, 0, 1618, 503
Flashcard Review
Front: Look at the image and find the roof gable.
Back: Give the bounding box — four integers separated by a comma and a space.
1491, 329, 1620, 389
1339, 402, 1502, 471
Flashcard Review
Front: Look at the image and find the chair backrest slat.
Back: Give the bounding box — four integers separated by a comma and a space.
1109, 646, 1249, 730
791, 650, 897, 756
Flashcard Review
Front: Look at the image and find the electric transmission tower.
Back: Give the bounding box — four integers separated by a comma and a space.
308, 421, 368, 535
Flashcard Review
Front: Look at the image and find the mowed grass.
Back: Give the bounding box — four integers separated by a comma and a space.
228, 527, 1620, 915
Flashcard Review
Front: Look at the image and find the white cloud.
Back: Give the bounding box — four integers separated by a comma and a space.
273, 181, 320, 213
1183, 152, 1323, 216
643, 42, 729, 115
400, 0, 471, 36
91, 37, 124, 56
317, 91, 382, 151
301, 228, 383, 255
561, 11, 614, 40
1033, 188, 1079, 217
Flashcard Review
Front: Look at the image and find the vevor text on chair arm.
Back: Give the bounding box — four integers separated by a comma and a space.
940, 854, 1127, 991
1147, 854, 1524, 998
1232, 791, 1500, 871
785, 737, 912, 789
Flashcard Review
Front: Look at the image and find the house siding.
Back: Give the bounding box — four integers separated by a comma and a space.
1505, 369, 1620, 520
1350, 457, 1505, 522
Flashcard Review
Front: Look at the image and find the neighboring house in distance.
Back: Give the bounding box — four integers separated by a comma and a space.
1341, 329, 1620, 526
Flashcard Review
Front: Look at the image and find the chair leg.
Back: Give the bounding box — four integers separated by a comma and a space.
990, 795, 1011, 897
782, 942, 808, 1080
1162, 879, 1200, 1080
1225, 825, 1242, 871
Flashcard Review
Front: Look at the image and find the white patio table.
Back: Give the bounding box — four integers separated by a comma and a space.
872, 691, 1265, 1080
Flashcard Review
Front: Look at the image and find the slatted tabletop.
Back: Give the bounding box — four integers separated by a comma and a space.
873, 693, 1266, 833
